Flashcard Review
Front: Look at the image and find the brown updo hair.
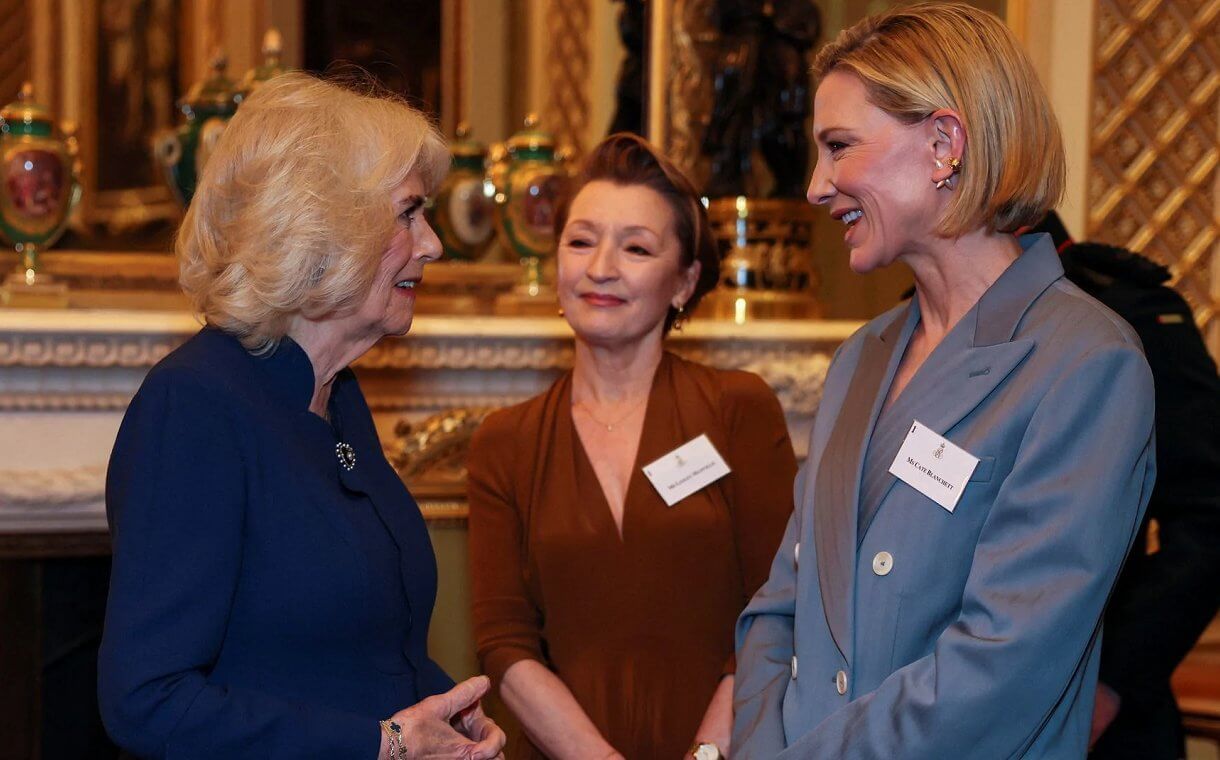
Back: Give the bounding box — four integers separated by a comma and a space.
554, 133, 719, 333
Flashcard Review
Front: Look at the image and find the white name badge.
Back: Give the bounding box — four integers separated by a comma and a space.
643, 434, 732, 507
888, 420, 979, 513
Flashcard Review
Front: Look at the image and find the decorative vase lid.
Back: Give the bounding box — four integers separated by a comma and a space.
0, 83, 54, 137
180, 52, 241, 117
505, 114, 556, 158
450, 123, 486, 170
240, 28, 287, 97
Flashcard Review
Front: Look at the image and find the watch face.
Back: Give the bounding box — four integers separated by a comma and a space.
694, 744, 721, 760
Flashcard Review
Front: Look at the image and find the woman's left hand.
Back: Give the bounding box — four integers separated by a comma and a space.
453, 701, 507, 759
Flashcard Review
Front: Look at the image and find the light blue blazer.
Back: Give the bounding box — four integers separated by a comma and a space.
732, 234, 1157, 759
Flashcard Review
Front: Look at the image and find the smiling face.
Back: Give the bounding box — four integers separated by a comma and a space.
348, 172, 442, 339
557, 180, 700, 349
807, 70, 947, 274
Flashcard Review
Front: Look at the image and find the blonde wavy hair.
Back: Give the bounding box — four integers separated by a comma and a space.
812, 2, 1064, 236
177, 71, 448, 351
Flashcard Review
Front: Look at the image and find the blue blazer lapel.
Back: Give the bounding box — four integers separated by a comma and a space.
813, 311, 910, 662
855, 233, 1066, 541
289, 421, 366, 559
856, 338, 1034, 538
332, 373, 434, 640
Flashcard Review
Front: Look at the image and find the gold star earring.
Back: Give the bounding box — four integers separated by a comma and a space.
934, 156, 962, 189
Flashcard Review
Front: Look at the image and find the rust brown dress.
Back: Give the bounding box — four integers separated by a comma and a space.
468, 352, 797, 759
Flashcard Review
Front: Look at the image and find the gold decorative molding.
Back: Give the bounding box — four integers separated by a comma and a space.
545, 0, 591, 154
386, 407, 497, 488
665, 0, 717, 185
0, 465, 106, 508
0, 392, 136, 411
0, 0, 30, 105
0, 308, 860, 407
1088, 0, 1220, 356
0, 308, 856, 531
364, 393, 535, 413
0, 332, 187, 368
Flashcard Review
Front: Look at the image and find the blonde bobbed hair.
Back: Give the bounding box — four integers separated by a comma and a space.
812, 2, 1065, 236
177, 71, 448, 351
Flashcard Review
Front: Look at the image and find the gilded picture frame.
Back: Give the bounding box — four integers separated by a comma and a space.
27, 0, 204, 236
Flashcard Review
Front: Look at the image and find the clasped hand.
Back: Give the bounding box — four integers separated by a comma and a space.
380, 676, 506, 759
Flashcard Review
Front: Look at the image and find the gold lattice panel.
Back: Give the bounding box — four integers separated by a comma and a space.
1088, 0, 1220, 353
545, 0, 591, 154
0, 0, 29, 105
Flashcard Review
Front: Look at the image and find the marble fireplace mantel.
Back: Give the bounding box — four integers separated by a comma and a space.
0, 307, 861, 539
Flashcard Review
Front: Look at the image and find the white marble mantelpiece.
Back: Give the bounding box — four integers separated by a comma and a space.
0, 307, 861, 535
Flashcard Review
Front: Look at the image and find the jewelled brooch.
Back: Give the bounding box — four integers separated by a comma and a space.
335, 442, 356, 471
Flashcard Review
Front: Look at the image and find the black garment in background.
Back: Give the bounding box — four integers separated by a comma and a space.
41, 558, 120, 759
1035, 213, 1220, 760
608, 0, 646, 136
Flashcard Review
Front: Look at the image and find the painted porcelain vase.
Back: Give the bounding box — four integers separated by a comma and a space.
0, 83, 81, 284
429, 123, 495, 262
153, 53, 241, 208
487, 114, 571, 292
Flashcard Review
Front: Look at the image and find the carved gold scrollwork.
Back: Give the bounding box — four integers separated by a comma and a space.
385, 407, 498, 482
667, 0, 717, 184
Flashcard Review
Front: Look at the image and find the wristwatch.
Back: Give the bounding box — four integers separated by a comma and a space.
691, 742, 723, 760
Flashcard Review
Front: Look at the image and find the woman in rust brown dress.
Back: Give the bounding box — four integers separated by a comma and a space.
467, 134, 797, 760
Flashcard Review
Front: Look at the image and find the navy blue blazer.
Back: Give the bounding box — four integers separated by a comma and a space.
99, 327, 454, 759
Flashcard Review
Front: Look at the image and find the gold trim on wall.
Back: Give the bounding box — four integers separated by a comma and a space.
1088, 0, 1220, 357
0, 0, 30, 105
544, 0, 592, 153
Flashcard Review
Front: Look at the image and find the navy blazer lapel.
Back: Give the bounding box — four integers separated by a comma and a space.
856, 234, 1065, 540
332, 372, 427, 630
253, 338, 368, 558
813, 307, 911, 662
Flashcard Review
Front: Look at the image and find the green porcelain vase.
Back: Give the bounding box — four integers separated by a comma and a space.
428, 123, 495, 262
153, 53, 241, 208
487, 114, 571, 293
0, 82, 81, 284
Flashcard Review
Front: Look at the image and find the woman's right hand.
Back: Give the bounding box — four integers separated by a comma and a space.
379, 676, 505, 760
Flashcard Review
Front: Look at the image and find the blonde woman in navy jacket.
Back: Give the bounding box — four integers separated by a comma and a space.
98, 74, 505, 760
732, 5, 1156, 758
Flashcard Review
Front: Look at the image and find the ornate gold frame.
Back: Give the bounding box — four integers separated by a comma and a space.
27, 0, 206, 235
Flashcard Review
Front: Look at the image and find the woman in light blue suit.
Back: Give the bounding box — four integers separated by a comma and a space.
732, 4, 1156, 758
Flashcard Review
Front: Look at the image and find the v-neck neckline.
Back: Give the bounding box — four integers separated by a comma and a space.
566, 353, 669, 544
880, 294, 978, 416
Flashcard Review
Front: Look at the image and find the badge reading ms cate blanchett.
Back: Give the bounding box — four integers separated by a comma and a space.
889, 421, 979, 513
